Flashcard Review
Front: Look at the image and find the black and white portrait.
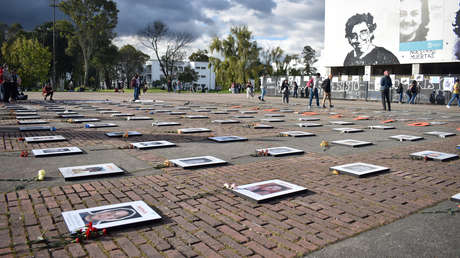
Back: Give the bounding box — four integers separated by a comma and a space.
344, 13, 400, 66
400, 0, 429, 42
453, 7, 460, 59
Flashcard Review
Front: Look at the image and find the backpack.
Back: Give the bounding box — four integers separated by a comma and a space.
429, 91, 436, 104
306, 79, 313, 88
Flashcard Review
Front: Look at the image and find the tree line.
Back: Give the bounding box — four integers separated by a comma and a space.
0, 0, 319, 91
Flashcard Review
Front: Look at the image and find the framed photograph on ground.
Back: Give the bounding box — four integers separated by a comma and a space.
298, 123, 322, 127
70, 118, 100, 123
261, 118, 284, 123
99, 111, 121, 114
332, 139, 373, 148
333, 128, 364, 133
151, 110, 171, 114
111, 113, 134, 117
330, 162, 390, 177
194, 109, 211, 112
60, 114, 84, 118
330, 121, 354, 125
256, 147, 304, 156
169, 112, 186, 115
175, 107, 191, 110
279, 131, 315, 137
185, 115, 208, 119
62, 201, 161, 233
169, 156, 227, 168
152, 121, 181, 126
85, 123, 118, 128
368, 125, 395, 130
212, 111, 229, 115
451, 193, 460, 202
279, 109, 294, 113
253, 124, 273, 129
225, 109, 239, 112
56, 111, 78, 115
240, 111, 257, 114
19, 126, 55, 132
130, 141, 176, 149
208, 136, 248, 142
234, 115, 254, 119
25, 135, 66, 143
127, 117, 152, 121
429, 122, 447, 125
299, 117, 320, 121
16, 112, 38, 116
105, 131, 142, 137
32, 147, 83, 157
16, 116, 41, 120
177, 128, 211, 134
230, 179, 307, 203
212, 120, 240, 124
389, 135, 424, 141
423, 131, 456, 138
59, 163, 124, 179
265, 114, 285, 117
18, 120, 48, 124
410, 150, 458, 162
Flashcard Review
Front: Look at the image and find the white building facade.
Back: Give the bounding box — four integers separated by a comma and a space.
144, 60, 216, 90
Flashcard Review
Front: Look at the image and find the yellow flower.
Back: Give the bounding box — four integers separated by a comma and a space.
332, 170, 339, 175
37, 170, 46, 181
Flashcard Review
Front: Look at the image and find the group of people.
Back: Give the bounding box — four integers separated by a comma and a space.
278, 74, 334, 109
396, 79, 419, 104
0, 64, 22, 103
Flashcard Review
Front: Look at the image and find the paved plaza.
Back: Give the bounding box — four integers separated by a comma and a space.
0, 91, 459, 257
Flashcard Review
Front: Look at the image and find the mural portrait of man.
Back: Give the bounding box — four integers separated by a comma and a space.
400, 0, 429, 42
344, 13, 400, 66
453, 8, 460, 60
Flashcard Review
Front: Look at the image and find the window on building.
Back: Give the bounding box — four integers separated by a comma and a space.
201, 84, 206, 87
201, 75, 206, 78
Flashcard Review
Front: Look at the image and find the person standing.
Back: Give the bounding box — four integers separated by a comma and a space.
293, 81, 298, 98
380, 70, 392, 111
2, 65, 12, 103
408, 80, 418, 104
0, 64, 4, 102
281, 79, 290, 104
308, 73, 321, 109
42, 82, 54, 101
246, 81, 254, 99
131, 74, 140, 101
321, 74, 333, 108
446, 78, 460, 108
396, 82, 404, 103
10, 70, 19, 101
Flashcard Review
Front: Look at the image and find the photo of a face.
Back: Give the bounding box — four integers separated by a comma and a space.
182, 158, 213, 165
71, 166, 105, 175
348, 22, 373, 54
400, 0, 429, 42
244, 183, 291, 196
43, 148, 71, 154
79, 205, 141, 225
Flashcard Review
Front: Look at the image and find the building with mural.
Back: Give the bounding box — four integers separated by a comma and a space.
320, 0, 460, 103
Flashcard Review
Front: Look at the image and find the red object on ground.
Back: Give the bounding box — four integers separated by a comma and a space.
354, 116, 369, 120
329, 114, 343, 119
264, 109, 279, 112
408, 122, 430, 126
382, 119, 395, 123
301, 112, 320, 116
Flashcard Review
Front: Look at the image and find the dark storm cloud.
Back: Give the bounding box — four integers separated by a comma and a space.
0, 0, 278, 36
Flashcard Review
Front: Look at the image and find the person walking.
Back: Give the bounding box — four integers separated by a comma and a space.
293, 81, 298, 98
408, 80, 418, 104
321, 74, 334, 108
446, 78, 460, 108
258, 80, 266, 101
380, 70, 392, 111
396, 82, 404, 103
246, 81, 254, 99
308, 73, 321, 110
281, 79, 290, 104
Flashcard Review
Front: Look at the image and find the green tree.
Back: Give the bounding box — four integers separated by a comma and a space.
92, 43, 119, 89
188, 49, 209, 62
301, 45, 318, 75
209, 25, 261, 90
117, 45, 149, 87
59, 0, 118, 87
177, 65, 198, 84
2, 37, 51, 88
140, 20, 195, 81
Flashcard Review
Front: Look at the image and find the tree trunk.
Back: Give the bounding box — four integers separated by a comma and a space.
83, 51, 89, 87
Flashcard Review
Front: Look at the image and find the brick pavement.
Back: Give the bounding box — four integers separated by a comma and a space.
0, 92, 459, 257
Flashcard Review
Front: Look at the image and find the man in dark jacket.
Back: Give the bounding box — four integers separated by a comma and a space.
380, 70, 392, 111
321, 74, 334, 108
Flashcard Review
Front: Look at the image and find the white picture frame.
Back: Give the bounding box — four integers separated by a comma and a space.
265, 114, 285, 117
130, 141, 176, 149
212, 120, 241, 124
332, 139, 373, 147
423, 131, 456, 138
410, 150, 458, 161
240, 111, 258, 114
330, 162, 390, 177
17, 120, 48, 125
16, 116, 41, 120
261, 118, 284, 123
253, 124, 274, 129
32, 146, 83, 157
105, 131, 142, 137
85, 123, 118, 128
298, 123, 322, 127
168, 112, 186, 115
230, 179, 307, 203
25, 135, 66, 143
19, 126, 54, 132
127, 117, 152, 121
279, 131, 315, 137
70, 118, 100, 123
330, 121, 354, 125
234, 115, 255, 119
208, 136, 248, 142
256, 146, 304, 156
299, 117, 320, 121
111, 113, 134, 117
177, 128, 211, 134
333, 128, 364, 133
451, 193, 460, 202
152, 121, 181, 127
60, 114, 84, 118
62, 201, 161, 233
389, 135, 424, 141
185, 115, 208, 119
59, 163, 124, 179
169, 156, 227, 168
368, 125, 395, 130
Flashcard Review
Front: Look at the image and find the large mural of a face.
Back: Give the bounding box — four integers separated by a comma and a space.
400, 0, 429, 42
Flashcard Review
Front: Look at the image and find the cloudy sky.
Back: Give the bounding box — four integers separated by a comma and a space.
1, 0, 325, 60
